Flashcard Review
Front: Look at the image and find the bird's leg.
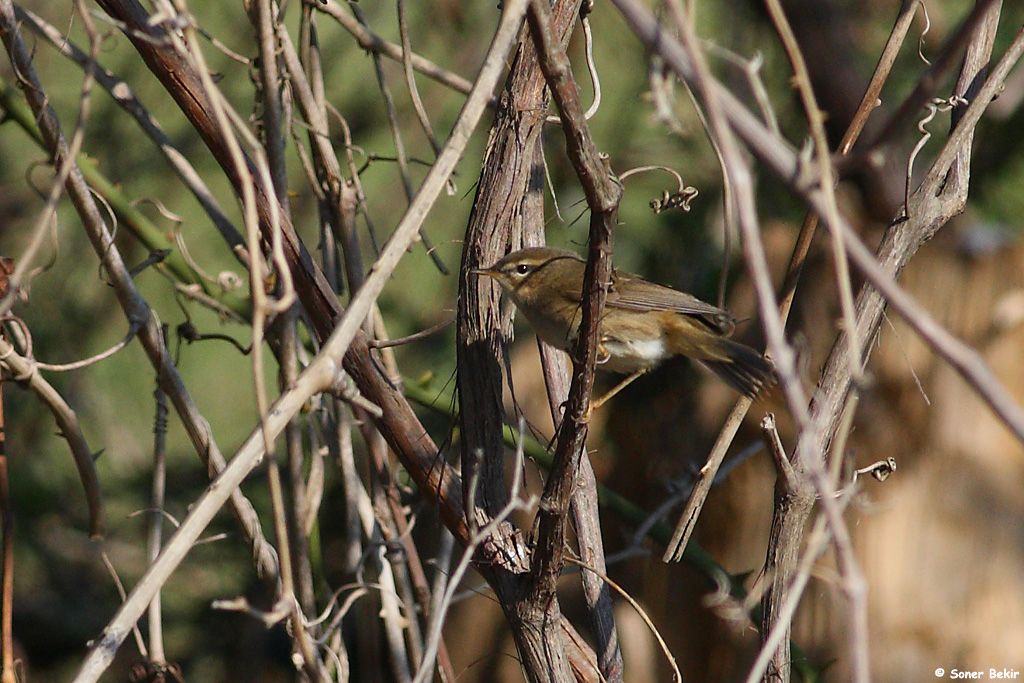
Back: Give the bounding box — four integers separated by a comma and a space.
583, 370, 645, 421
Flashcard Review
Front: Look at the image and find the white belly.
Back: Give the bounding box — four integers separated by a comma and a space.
598, 337, 666, 373
519, 305, 666, 374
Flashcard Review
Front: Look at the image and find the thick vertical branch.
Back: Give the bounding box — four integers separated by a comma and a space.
520, 44, 623, 683
515, 2, 623, 681
759, 416, 814, 683
524, 0, 620, 590
455, 0, 605, 680
457, 0, 584, 524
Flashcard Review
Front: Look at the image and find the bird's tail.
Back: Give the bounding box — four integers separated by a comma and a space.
700, 339, 774, 399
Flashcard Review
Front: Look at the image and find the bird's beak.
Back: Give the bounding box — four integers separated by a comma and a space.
471, 267, 499, 278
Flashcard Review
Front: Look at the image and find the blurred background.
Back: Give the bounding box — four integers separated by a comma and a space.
1, 0, 1023, 680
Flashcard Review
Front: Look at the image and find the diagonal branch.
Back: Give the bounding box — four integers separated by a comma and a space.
0, 0, 280, 583
846, 0, 1003, 171
72, 0, 540, 676
610, 0, 1024, 456
611, 2, 1018, 682
89, 0, 471, 543
15, 6, 244, 253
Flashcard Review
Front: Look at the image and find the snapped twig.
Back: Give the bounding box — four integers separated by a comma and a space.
756, 414, 814, 683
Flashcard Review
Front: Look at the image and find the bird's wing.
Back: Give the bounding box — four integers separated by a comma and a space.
606, 272, 737, 335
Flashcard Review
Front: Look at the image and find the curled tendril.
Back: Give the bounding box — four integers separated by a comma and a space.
650, 186, 699, 214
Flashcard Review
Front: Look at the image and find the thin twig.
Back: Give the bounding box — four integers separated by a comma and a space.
280, 314, 317, 616
279, 13, 367, 298
396, 0, 444, 158
564, 555, 681, 682
0, 333, 105, 536
317, 0, 478, 98
99, 553, 148, 659
351, 3, 448, 274
146, 328, 169, 666
353, 444, 414, 683
545, 14, 602, 124
251, 0, 290, 208
763, 0, 863, 382
35, 328, 137, 372
368, 317, 453, 349
366, 435, 423, 679
0, 370, 13, 683
248, 6, 325, 675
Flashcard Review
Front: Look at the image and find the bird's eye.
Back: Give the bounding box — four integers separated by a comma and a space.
515, 264, 531, 275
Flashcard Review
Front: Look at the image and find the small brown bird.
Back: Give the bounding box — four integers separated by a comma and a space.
475, 247, 773, 405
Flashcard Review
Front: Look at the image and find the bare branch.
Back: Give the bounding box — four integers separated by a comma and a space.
317, 0, 477, 98
15, 6, 244, 252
